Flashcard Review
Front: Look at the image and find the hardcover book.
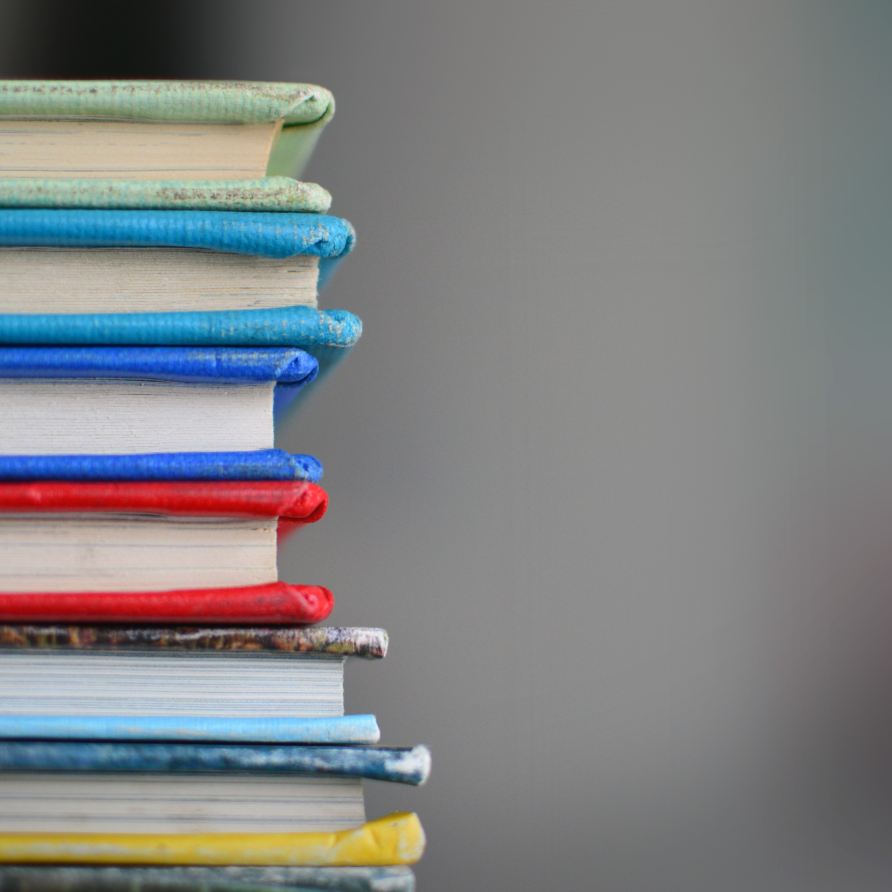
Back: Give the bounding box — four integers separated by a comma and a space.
0, 346, 319, 454
0, 742, 430, 834
0, 80, 335, 180
0, 627, 387, 744
0, 480, 327, 593
0, 210, 354, 313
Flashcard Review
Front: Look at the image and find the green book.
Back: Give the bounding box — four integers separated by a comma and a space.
0, 80, 334, 181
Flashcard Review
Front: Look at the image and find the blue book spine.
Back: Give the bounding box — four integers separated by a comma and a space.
0, 715, 380, 745
0, 346, 318, 385
0, 743, 430, 785
0, 306, 362, 349
0, 210, 355, 259
0, 451, 323, 482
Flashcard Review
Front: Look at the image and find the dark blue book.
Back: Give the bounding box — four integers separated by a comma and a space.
0, 346, 318, 455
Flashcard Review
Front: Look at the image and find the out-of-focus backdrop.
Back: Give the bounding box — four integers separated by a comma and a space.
3, 2, 892, 889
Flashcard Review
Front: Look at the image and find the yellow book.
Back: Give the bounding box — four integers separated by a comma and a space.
0, 813, 424, 867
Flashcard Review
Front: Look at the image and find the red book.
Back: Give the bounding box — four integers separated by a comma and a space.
0, 480, 327, 538
0, 582, 333, 625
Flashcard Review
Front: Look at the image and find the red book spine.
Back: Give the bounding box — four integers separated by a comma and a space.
0, 582, 333, 625
0, 481, 328, 523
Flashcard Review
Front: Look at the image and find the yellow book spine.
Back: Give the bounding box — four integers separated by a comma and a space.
0, 813, 425, 867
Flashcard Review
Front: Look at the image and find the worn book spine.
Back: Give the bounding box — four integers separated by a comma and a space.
0, 81, 334, 125
0, 814, 423, 866
0, 743, 430, 785
0, 715, 381, 745
0, 865, 415, 892
0, 625, 388, 657
0, 451, 323, 483
0, 177, 332, 212
0, 583, 333, 625
0, 480, 328, 522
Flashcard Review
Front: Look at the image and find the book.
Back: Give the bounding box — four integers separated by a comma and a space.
0, 742, 429, 834
0, 865, 416, 892
0, 627, 384, 743
0, 450, 323, 482
0, 176, 332, 212
0, 347, 318, 454
0, 210, 354, 313
0, 627, 384, 738
0, 813, 425, 866
0, 480, 327, 592
0, 625, 376, 716
0, 81, 334, 180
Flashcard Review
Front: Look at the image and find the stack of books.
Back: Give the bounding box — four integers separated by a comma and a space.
0, 80, 427, 892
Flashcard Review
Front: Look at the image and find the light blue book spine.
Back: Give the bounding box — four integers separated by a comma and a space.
0, 715, 380, 745
0, 210, 355, 259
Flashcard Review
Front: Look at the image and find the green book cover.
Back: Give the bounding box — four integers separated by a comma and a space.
0, 176, 332, 212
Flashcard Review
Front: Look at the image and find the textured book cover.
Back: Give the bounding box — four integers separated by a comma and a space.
0, 583, 334, 625
0, 210, 354, 289
0, 177, 332, 212
0, 306, 361, 348
0, 81, 333, 125
0, 715, 381, 746
0, 742, 430, 785
0, 865, 415, 892
0, 480, 328, 523
0, 80, 335, 178
0, 813, 424, 866
0, 625, 388, 657
0, 345, 318, 385
0, 451, 323, 482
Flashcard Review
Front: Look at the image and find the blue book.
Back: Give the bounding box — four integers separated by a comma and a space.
0, 742, 430, 785
0, 346, 318, 454
0, 209, 355, 288
0, 450, 323, 482
0, 715, 380, 744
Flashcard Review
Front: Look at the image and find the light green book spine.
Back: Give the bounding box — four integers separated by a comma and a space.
0, 177, 332, 212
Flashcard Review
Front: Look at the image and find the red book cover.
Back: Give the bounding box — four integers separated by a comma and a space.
0, 480, 327, 538
0, 582, 333, 625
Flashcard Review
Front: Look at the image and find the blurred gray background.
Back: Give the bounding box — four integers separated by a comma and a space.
4, 1, 892, 889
